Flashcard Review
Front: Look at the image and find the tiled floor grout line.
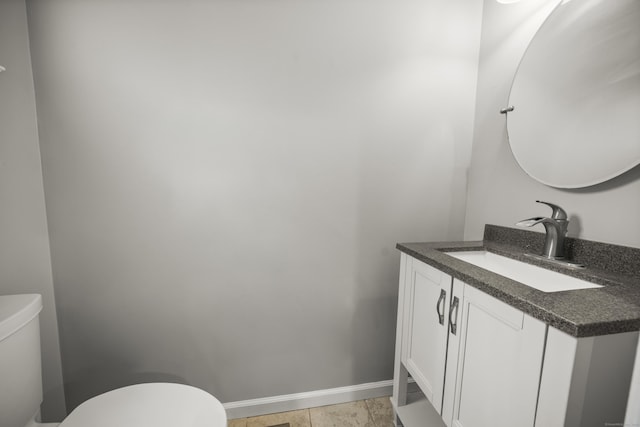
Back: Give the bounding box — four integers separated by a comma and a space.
364, 399, 375, 427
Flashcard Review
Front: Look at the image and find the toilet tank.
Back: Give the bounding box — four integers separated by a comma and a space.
0, 294, 44, 427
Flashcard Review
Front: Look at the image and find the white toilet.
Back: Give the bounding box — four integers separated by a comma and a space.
0, 294, 228, 427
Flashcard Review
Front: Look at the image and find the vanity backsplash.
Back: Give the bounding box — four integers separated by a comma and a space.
484, 224, 640, 278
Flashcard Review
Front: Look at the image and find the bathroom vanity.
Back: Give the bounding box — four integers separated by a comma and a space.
392, 225, 640, 427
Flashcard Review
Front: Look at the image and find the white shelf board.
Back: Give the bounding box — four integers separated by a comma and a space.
394, 394, 446, 427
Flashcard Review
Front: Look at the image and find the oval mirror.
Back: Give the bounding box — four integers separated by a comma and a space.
507, 0, 640, 189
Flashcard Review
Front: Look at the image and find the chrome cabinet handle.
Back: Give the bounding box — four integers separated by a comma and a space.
449, 296, 459, 335
436, 289, 446, 325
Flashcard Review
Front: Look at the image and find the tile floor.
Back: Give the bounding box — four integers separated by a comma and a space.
228, 397, 394, 427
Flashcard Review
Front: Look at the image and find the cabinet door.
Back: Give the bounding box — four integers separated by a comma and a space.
449, 282, 546, 427
402, 257, 452, 413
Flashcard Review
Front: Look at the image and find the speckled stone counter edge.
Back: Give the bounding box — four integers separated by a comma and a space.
396, 225, 640, 338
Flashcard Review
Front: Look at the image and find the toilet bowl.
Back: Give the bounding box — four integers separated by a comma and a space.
0, 294, 227, 427
56, 382, 226, 427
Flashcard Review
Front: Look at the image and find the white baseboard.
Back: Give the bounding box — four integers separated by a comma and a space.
223, 380, 395, 419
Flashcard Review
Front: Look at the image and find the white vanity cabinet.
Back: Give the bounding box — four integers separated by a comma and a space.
392, 252, 638, 427
393, 253, 545, 427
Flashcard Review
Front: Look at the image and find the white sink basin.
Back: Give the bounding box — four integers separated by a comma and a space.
445, 251, 603, 293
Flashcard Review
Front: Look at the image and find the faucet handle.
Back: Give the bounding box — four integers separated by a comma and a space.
536, 200, 568, 220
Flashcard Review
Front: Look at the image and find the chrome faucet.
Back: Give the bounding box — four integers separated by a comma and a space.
516, 201, 569, 260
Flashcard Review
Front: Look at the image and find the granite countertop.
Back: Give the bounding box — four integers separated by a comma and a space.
397, 225, 640, 338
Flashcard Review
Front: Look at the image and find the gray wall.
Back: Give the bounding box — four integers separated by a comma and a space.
26, 0, 483, 411
0, 0, 66, 421
465, 0, 640, 247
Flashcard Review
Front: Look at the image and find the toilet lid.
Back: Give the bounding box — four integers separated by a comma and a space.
59, 383, 227, 427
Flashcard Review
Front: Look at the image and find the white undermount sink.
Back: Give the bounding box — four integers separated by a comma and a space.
445, 251, 603, 293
